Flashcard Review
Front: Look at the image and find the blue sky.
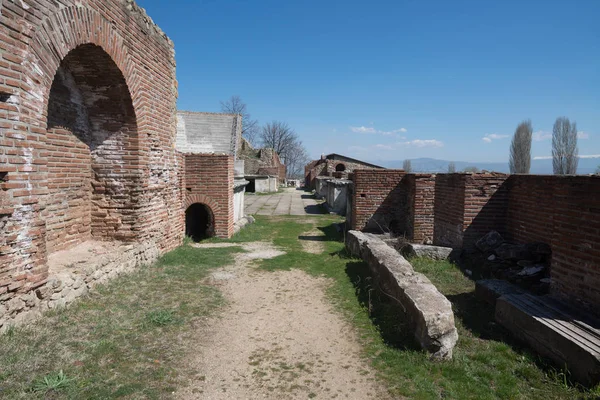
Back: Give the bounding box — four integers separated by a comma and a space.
138, 0, 599, 163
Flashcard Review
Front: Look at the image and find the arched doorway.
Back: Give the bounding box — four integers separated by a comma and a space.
335, 163, 346, 172
185, 203, 215, 241
44, 43, 138, 253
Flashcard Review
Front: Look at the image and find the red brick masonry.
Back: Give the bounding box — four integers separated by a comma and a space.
184, 154, 234, 239
0, 1, 182, 303
351, 170, 600, 310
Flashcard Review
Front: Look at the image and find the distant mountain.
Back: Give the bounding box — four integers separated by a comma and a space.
371, 157, 600, 175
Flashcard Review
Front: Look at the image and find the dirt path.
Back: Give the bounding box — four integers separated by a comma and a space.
177, 242, 386, 399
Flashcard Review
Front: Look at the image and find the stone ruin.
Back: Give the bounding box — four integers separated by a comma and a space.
0, 0, 244, 329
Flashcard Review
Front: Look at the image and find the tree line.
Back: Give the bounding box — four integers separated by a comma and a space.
220, 96, 309, 179
509, 117, 579, 175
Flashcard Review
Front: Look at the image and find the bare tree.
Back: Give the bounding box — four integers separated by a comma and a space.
463, 166, 479, 173
552, 117, 578, 175
447, 162, 456, 173
403, 159, 412, 173
259, 121, 308, 178
284, 145, 310, 179
509, 120, 533, 174
220, 95, 259, 146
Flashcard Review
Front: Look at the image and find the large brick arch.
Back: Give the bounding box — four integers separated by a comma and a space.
25, 6, 139, 125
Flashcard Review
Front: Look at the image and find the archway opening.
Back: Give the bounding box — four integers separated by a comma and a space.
45, 43, 138, 253
186, 203, 215, 241
246, 179, 256, 193
335, 163, 346, 172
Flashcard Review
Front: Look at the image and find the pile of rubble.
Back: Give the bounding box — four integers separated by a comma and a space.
465, 231, 551, 293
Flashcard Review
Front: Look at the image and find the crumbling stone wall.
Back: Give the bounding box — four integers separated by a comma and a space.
305, 158, 381, 189
238, 140, 286, 182
0, 0, 182, 315
184, 154, 234, 238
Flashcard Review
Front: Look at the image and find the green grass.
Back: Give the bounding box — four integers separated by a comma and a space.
2, 213, 599, 399
230, 215, 600, 400
0, 244, 243, 399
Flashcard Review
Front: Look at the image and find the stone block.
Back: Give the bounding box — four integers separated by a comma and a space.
402, 244, 453, 260
346, 231, 458, 359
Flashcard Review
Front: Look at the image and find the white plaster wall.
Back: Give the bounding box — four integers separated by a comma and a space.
176, 112, 242, 155
233, 188, 245, 223
255, 177, 270, 193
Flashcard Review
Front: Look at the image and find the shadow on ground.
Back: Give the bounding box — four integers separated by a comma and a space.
304, 204, 326, 215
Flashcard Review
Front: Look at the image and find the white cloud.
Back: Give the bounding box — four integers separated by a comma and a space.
399, 139, 444, 148
532, 130, 589, 141
533, 154, 600, 160
579, 154, 600, 159
482, 133, 509, 143
350, 126, 408, 136
350, 126, 377, 134
533, 130, 552, 141
374, 144, 394, 151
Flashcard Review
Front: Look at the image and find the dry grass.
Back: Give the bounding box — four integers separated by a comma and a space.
0, 244, 243, 399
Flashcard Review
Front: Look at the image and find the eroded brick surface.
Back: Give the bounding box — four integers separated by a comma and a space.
0, 0, 183, 325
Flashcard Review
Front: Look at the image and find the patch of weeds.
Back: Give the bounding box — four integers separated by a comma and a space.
31, 370, 73, 393
145, 309, 177, 326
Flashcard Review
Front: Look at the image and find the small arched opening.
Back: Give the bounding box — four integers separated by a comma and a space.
44, 43, 139, 253
335, 163, 346, 172
185, 203, 215, 241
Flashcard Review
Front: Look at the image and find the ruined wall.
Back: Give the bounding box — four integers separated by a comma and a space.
462, 173, 509, 246
351, 170, 600, 310
433, 174, 467, 247
505, 175, 600, 309
406, 174, 436, 243
351, 170, 407, 232
305, 158, 380, 189
240, 145, 286, 182
0, 0, 182, 312
184, 154, 234, 239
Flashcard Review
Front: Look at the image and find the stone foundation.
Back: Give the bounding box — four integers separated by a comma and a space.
0, 241, 160, 332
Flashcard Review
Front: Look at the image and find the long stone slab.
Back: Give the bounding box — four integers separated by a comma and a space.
346, 230, 458, 360
496, 293, 600, 386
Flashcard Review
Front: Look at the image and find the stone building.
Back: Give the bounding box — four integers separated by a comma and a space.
305, 153, 384, 189
0, 0, 184, 329
237, 139, 285, 193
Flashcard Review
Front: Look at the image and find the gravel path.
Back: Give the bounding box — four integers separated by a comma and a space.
176, 241, 387, 400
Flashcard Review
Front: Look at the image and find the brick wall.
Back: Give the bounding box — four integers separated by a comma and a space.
462, 173, 510, 246
350, 170, 600, 309
0, 1, 182, 303
351, 170, 407, 232
408, 174, 436, 243
184, 154, 234, 239
433, 174, 467, 247
505, 175, 600, 308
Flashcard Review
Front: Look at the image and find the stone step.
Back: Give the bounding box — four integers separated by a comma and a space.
496, 293, 600, 386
